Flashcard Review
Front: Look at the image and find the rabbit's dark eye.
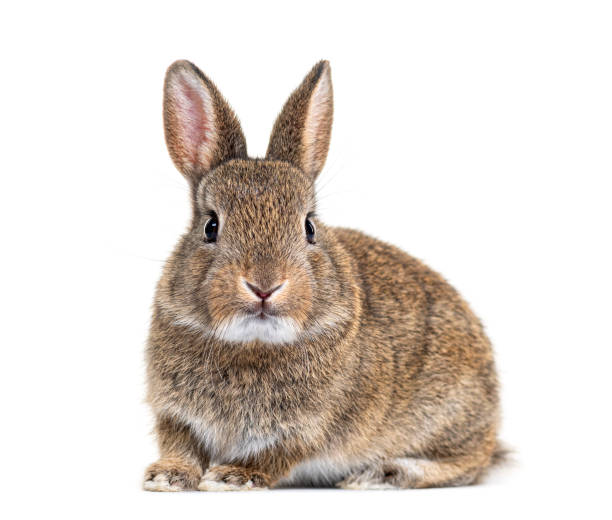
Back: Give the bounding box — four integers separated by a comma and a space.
305, 217, 316, 244
203, 212, 218, 243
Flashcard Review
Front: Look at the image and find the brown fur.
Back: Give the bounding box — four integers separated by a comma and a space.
144, 60, 501, 491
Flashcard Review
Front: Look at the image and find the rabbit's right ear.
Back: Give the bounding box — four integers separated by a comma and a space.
163, 61, 247, 184
266, 61, 333, 180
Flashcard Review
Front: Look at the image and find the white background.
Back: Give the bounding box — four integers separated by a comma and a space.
1, 1, 611, 518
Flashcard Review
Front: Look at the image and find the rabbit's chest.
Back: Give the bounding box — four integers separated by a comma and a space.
165, 398, 282, 464
162, 370, 309, 463
155, 345, 324, 462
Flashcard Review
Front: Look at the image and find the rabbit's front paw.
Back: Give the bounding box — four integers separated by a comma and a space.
198, 465, 270, 491
143, 458, 202, 491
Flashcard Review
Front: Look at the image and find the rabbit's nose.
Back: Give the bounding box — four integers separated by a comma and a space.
244, 281, 284, 301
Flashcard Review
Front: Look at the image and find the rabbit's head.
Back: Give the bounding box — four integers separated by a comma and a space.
160, 60, 351, 345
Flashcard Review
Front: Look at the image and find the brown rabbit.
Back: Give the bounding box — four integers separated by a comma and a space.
143, 60, 501, 491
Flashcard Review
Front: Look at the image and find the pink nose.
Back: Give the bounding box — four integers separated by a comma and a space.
245, 282, 282, 301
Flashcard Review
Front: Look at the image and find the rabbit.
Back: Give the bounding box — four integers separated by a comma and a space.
143, 59, 502, 491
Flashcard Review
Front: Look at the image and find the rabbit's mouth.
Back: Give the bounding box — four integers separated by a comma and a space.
247, 303, 282, 320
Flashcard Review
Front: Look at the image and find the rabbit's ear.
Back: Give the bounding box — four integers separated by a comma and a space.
266, 61, 333, 180
163, 60, 247, 183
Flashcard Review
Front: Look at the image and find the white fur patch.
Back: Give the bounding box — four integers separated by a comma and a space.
212, 314, 299, 344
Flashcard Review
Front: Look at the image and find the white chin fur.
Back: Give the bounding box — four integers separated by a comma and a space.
212, 314, 300, 345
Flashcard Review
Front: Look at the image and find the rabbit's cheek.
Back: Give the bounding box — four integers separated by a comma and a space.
282, 279, 313, 325
204, 263, 244, 320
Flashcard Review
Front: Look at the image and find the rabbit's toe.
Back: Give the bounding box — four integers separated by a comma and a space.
198, 465, 270, 491
143, 458, 202, 491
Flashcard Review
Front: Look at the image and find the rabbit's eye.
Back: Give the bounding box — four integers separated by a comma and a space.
203, 212, 218, 243
305, 217, 316, 244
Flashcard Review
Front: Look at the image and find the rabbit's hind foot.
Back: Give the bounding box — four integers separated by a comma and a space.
336, 455, 484, 490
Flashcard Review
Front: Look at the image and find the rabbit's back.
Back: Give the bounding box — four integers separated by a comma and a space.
332, 227, 499, 460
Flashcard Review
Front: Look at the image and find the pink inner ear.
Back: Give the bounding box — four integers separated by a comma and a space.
174, 74, 212, 167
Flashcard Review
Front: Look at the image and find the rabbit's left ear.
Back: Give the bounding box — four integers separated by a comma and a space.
266, 61, 333, 180
163, 60, 247, 185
